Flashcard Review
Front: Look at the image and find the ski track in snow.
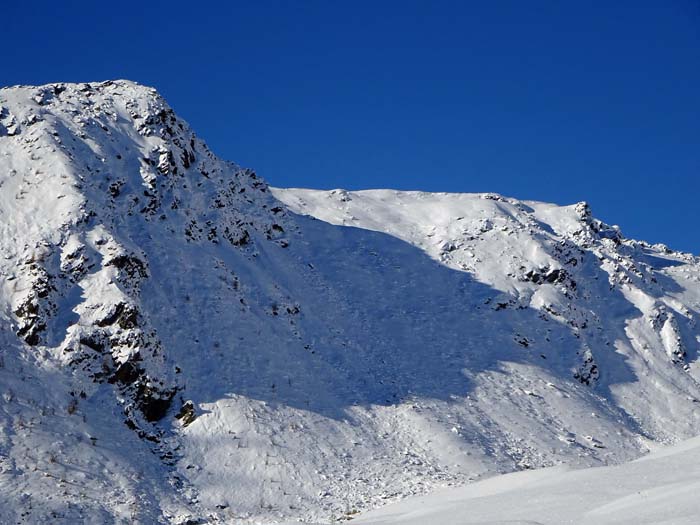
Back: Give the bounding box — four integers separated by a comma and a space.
1, 80, 699, 523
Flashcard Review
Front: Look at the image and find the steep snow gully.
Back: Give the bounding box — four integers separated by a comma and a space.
1, 80, 699, 523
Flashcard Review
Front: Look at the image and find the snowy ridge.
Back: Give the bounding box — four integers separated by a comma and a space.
1, 81, 700, 524
275, 188, 700, 441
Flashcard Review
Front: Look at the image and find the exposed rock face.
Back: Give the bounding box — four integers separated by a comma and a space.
1, 81, 700, 524
0, 81, 289, 439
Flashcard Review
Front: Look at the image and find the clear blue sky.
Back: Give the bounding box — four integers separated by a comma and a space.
4, 1, 699, 252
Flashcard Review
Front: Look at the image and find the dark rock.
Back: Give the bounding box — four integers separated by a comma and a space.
96, 302, 139, 329
79, 336, 105, 352
138, 386, 176, 422
105, 254, 148, 280
109, 361, 142, 384
175, 400, 197, 427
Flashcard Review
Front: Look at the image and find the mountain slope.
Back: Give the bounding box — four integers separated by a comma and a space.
1, 80, 699, 524
355, 435, 700, 524
274, 188, 700, 442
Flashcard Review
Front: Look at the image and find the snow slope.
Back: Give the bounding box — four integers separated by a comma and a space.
355, 435, 700, 524
1, 80, 700, 524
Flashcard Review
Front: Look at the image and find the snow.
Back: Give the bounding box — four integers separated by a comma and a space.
355, 435, 700, 524
1, 80, 700, 523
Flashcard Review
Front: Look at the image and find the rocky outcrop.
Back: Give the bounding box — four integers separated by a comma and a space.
0, 81, 291, 433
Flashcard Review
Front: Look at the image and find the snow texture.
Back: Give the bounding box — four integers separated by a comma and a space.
355, 435, 700, 524
1, 80, 700, 524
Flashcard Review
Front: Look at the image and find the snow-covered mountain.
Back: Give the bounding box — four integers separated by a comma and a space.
1, 80, 699, 524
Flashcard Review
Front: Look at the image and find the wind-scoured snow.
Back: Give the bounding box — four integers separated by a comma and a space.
1, 80, 700, 524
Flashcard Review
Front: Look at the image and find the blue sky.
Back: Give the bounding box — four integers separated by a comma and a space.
4, 1, 699, 252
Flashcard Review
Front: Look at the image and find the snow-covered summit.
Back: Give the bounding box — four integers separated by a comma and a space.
1, 79, 285, 426
275, 186, 700, 433
2, 81, 700, 524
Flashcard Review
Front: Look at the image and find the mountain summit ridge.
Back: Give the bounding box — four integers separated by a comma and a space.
1, 80, 700, 524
